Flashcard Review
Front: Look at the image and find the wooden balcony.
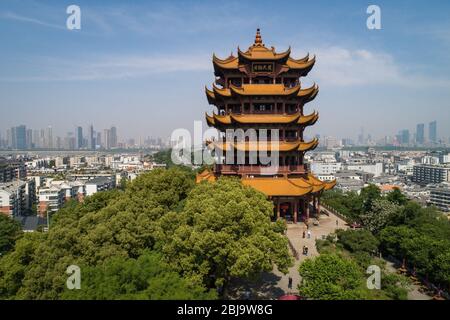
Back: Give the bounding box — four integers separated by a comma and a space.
215, 164, 307, 175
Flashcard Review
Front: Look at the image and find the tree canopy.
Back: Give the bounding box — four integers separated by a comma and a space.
298, 254, 365, 300
0, 168, 291, 300
0, 214, 22, 256
157, 177, 292, 290
323, 186, 450, 292
61, 251, 217, 300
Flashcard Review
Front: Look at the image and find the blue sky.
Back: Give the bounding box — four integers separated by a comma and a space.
1, 0, 450, 142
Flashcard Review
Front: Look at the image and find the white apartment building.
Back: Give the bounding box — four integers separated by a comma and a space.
85, 177, 115, 196
311, 161, 342, 176
0, 180, 26, 217
38, 187, 64, 216
345, 162, 384, 177
422, 155, 440, 165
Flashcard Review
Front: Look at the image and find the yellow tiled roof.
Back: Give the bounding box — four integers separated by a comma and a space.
212, 53, 315, 72
195, 170, 336, 196
205, 111, 318, 126
207, 138, 319, 152
206, 84, 318, 100
242, 177, 312, 196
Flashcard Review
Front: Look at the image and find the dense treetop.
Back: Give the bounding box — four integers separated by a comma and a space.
0, 167, 290, 300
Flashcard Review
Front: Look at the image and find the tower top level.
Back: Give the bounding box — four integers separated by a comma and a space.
254, 28, 263, 46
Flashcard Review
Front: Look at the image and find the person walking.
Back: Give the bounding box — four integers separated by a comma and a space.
307, 230, 311, 239
302, 230, 306, 239
336, 219, 339, 226
288, 277, 293, 290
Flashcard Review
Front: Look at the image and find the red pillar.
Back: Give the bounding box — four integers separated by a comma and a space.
317, 195, 321, 214
306, 196, 310, 222
293, 200, 298, 224
276, 198, 280, 220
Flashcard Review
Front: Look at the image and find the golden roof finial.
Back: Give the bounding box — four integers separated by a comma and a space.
254, 28, 263, 46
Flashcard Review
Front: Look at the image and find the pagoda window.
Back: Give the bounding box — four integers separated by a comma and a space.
230, 104, 241, 114
276, 103, 283, 112
286, 104, 297, 114
243, 77, 250, 84
275, 77, 282, 84
283, 78, 298, 88
228, 78, 242, 87
254, 77, 272, 84
254, 103, 273, 112
285, 130, 298, 141
215, 77, 225, 87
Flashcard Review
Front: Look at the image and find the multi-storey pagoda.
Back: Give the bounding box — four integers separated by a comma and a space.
197, 29, 335, 223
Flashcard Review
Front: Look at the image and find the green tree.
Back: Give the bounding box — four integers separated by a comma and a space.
360, 199, 400, 234
360, 184, 381, 213
298, 254, 364, 300
157, 177, 292, 293
322, 190, 363, 222
389, 201, 422, 226
336, 229, 379, 254
0, 232, 43, 298
0, 168, 197, 299
61, 251, 217, 300
0, 214, 22, 255
386, 188, 408, 206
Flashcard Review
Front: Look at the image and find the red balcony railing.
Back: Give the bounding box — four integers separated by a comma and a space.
215, 164, 307, 175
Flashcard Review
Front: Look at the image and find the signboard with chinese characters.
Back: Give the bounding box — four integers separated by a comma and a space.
252, 63, 274, 73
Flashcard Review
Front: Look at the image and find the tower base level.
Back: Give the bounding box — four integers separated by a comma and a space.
196, 169, 335, 224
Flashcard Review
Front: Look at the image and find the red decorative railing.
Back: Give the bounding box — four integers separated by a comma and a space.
215, 164, 307, 175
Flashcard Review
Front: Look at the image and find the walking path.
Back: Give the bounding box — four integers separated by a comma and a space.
275, 210, 348, 295
228, 206, 433, 300
228, 209, 347, 299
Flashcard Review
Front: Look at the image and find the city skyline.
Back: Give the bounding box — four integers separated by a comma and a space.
0, 123, 168, 150
0, 118, 447, 150
1, 0, 450, 140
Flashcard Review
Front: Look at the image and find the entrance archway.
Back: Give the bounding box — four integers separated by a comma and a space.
280, 202, 293, 221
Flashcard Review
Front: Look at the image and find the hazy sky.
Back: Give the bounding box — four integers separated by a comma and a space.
1, 0, 450, 142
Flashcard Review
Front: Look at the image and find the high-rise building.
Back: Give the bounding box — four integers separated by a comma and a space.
416, 123, 425, 145
40, 129, 45, 148
26, 129, 33, 149
398, 129, 410, 145
12, 125, 27, 150
32, 130, 39, 149
96, 132, 102, 149
103, 129, 111, 149
110, 126, 117, 148
429, 121, 437, 144
196, 29, 335, 223
6, 129, 12, 149
76, 126, 83, 149
357, 127, 365, 146
45, 126, 53, 149
88, 125, 95, 150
